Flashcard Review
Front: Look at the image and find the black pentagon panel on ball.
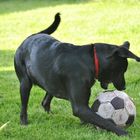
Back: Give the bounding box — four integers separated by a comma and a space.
111, 97, 124, 110
126, 115, 135, 126
91, 99, 101, 112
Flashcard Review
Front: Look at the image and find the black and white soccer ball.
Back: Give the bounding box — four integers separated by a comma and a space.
91, 90, 136, 127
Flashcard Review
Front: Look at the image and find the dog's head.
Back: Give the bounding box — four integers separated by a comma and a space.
94, 41, 140, 90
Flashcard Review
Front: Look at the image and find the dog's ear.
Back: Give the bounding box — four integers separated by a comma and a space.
121, 41, 130, 50
107, 41, 140, 62
117, 47, 140, 61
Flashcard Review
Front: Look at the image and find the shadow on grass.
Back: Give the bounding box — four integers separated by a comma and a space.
0, 69, 17, 98
0, 0, 92, 15
0, 50, 15, 67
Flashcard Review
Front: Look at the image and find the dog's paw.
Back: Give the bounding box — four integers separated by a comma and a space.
20, 116, 28, 125
41, 103, 52, 114
117, 130, 128, 136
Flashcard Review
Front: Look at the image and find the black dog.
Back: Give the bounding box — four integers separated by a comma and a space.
14, 13, 140, 136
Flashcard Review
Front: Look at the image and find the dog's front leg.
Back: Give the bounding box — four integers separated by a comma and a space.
69, 82, 128, 136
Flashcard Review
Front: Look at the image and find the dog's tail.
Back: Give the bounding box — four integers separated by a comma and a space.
37, 13, 61, 35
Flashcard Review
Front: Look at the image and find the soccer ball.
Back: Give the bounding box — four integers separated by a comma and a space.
91, 90, 136, 127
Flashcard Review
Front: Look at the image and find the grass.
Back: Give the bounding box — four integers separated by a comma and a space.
0, 0, 140, 139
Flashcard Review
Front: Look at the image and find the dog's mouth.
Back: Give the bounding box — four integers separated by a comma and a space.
100, 81, 126, 91
100, 82, 109, 89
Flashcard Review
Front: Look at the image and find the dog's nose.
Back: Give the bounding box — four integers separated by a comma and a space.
116, 86, 126, 91
122, 86, 126, 90
119, 86, 126, 91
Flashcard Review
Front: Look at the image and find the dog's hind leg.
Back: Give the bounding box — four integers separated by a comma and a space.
20, 76, 32, 125
42, 93, 53, 113
14, 51, 32, 125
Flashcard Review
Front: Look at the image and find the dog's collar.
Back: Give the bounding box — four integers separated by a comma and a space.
94, 47, 99, 79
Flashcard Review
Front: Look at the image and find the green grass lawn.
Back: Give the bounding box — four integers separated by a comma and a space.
0, 0, 140, 139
